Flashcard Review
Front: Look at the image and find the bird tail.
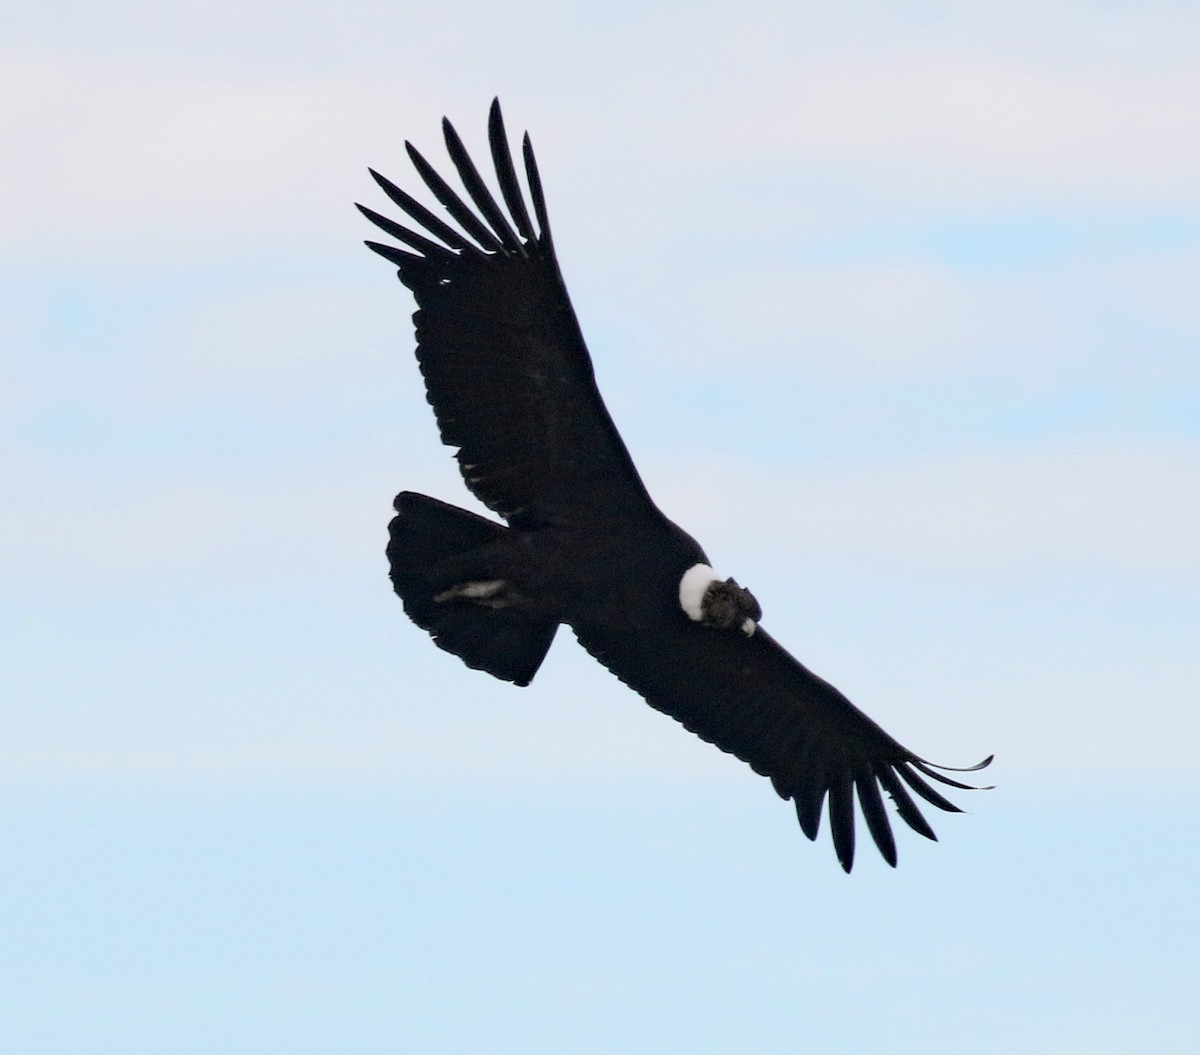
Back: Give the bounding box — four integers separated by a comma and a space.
386, 491, 558, 686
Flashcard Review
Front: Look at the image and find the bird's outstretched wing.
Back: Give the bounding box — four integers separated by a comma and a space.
358, 99, 656, 530
574, 618, 992, 872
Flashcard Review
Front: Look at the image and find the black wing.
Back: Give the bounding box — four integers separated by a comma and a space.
358, 99, 656, 530
574, 619, 992, 872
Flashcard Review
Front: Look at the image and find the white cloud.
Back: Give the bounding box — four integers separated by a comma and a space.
662, 260, 976, 377
761, 57, 1200, 208
653, 440, 1200, 576
5, 9, 1199, 267
0, 51, 399, 261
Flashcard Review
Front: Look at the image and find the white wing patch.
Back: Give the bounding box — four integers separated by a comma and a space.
678, 563, 719, 622
434, 580, 506, 602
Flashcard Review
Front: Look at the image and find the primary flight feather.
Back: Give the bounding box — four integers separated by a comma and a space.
358, 99, 991, 872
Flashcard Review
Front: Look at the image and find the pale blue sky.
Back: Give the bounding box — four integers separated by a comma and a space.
3, 2, 1199, 1052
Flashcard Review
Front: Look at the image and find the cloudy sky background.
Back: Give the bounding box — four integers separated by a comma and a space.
4, 1, 1198, 1051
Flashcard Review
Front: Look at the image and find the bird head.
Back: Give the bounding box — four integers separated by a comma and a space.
679, 563, 762, 635
702, 577, 762, 636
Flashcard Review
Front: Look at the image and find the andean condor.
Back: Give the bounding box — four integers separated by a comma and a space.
358, 100, 991, 872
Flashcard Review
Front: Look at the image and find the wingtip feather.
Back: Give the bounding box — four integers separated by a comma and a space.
896, 762, 964, 814
487, 99, 537, 243
910, 759, 995, 792
829, 775, 856, 873
406, 129, 506, 252
875, 764, 938, 842
521, 132, 552, 245
855, 768, 898, 867
441, 110, 524, 253
793, 788, 822, 841
364, 239, 422, 268
917, 753, 995, 773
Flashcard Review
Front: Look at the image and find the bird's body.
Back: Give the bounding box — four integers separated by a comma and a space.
360, 100, 990, 871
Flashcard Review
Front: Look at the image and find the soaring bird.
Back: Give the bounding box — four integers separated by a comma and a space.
358, 100, 991, 872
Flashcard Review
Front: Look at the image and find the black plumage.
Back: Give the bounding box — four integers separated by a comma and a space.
359, 100, 991, 872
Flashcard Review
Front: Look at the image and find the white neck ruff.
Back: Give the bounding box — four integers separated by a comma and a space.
678, 563, 719, 622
